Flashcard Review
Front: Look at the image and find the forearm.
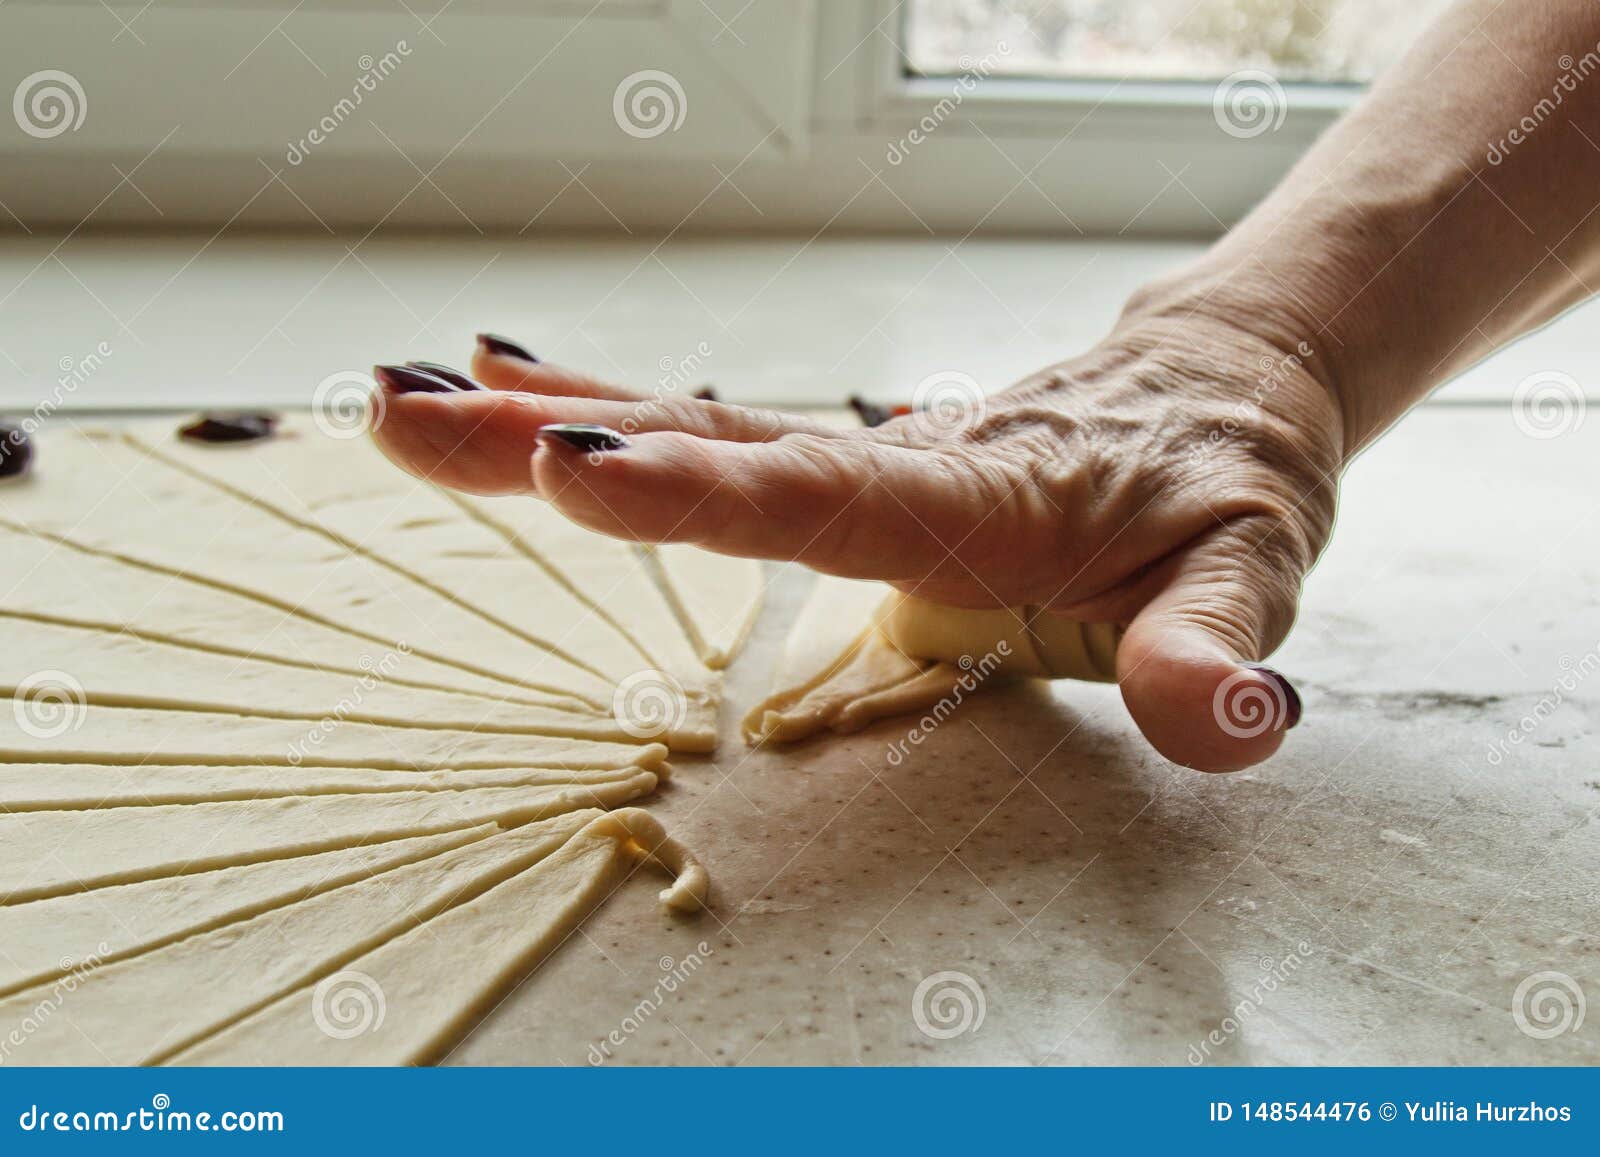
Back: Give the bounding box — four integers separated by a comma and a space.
1143, 0, 1600, 456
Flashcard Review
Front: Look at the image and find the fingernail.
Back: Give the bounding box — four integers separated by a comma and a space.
848, 394, 894, 428
537, 423, 629, 453
1243, 663, 1302, 729
405, 361, 486, 391
375, 364, 474, 395
477, 333, 539, 363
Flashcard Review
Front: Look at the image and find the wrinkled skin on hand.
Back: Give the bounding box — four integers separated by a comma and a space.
373, 302, 1343, 773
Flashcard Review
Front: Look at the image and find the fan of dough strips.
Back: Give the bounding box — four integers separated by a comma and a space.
0, 416, 754, 1066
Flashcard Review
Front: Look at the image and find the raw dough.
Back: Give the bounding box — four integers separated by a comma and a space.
133, 421, 721, 748
650, 543, 764, 669
880, 594, 1121, 681
0, 428, 596, 713
0, 781, 657, 904
0, 702, 666, 770
0, 812, 602, 1065
456, 492, 721, 692
745, 579, 1121, 743
170, 809, 707, 1065
0, 523, 539, 706
0, 761, 660, 811
0, 825, 496, 999
0, 614, 630, 741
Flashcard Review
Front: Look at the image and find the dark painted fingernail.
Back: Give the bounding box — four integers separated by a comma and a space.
847, 394, 894, 428
405, 361, 485, 391
537, 423, 629, 452
0, 424, 33, 479
476, 333, 539, 363
178, 411, 280, 444
1243, 663, 1302, 729
375, 364, 472, 395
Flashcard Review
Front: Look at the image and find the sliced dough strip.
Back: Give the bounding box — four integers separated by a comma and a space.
0, 781, 657, 905
0, 702, 665, 771
0, 825, 497, 1000
0, 522, 560, 710
455, 492, 715, 685
0, 614, 627, 740
0, 813, 601, 1065
170, 808, 707, 1065
0, 762, 660, 812
130, 423, 623, 695
649, 542, 764, 669
0, 428, 601, 711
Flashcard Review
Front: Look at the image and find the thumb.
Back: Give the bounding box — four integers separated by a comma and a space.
1116, 516, 1309, 773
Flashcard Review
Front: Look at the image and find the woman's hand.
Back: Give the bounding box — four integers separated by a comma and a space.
371, 300, 1344, 773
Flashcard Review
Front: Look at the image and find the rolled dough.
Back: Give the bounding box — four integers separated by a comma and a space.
745, 579, 1122, 743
